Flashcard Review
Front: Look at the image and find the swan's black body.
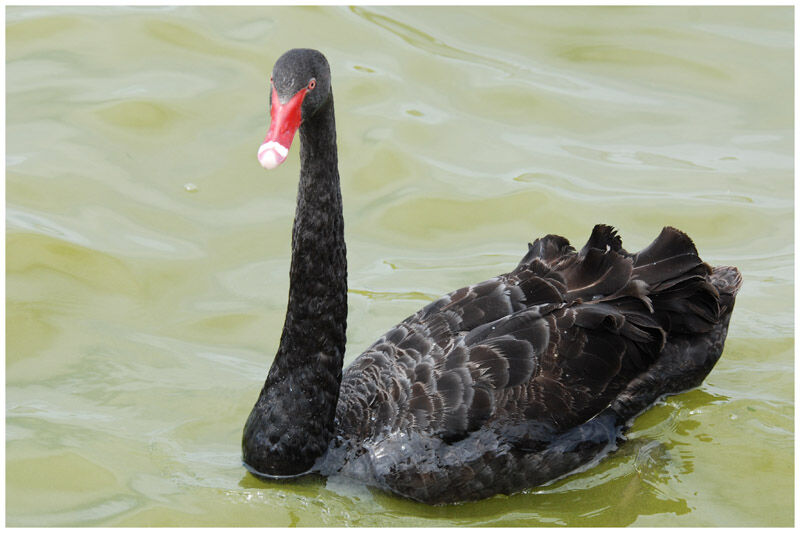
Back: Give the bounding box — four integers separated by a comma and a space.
243, 49, 742, 504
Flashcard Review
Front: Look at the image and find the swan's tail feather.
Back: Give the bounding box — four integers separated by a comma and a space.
518, 234, 575, 266
710, 265, 743, 313
634, 226, 699, 265
608, 265, 741, 422
579, 224, 626, 256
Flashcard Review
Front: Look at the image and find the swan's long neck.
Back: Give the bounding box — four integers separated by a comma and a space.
243, 96, 347, 476
282, 97, 346, 368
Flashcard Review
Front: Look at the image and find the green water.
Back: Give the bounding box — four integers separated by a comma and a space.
6, 6, 793, 526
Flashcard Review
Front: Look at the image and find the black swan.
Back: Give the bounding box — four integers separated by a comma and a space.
242, 48, 742, 504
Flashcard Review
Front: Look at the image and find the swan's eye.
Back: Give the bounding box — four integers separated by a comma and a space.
308, 78, 316, 91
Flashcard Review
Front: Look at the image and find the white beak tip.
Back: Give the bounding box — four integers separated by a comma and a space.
258, 142, 289, 170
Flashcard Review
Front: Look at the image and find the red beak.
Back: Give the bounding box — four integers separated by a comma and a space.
258, 85, 309, 169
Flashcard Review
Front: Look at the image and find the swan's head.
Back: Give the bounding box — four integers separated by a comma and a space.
258, 48, 332, 170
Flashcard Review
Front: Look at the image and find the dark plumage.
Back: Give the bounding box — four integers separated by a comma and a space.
242, 48, 742, 504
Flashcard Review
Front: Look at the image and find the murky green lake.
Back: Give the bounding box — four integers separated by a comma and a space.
6, 6, 793, 526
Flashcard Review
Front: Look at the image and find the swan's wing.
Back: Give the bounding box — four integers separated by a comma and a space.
337, 225, 721, 443
435, 225, 721, 438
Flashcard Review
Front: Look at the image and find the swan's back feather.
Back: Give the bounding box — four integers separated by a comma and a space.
328, 224, 740, 502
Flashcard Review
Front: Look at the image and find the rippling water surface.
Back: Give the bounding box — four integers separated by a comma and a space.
6, 6, 793, 526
